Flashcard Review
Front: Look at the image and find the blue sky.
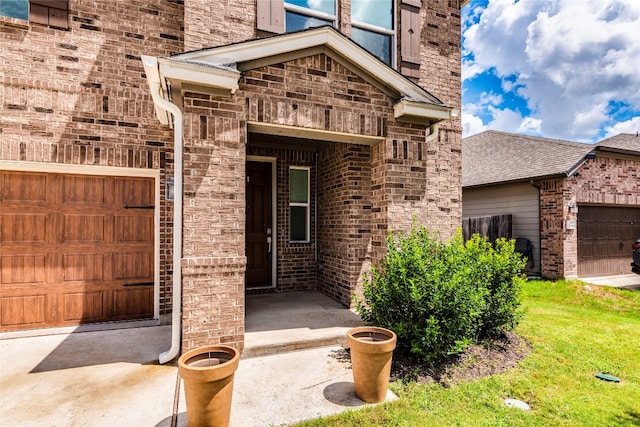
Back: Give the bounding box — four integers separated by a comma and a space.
462, 0, 640, 143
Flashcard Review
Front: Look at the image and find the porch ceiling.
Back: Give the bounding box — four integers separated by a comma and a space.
141, 26, 455, 129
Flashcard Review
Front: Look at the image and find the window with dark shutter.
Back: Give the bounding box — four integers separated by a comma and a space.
30, 0, 68, 29
400, 0, 421, 77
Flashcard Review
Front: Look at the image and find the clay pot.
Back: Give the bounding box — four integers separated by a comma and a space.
347, 326, 397, 403
178, 345, 240, 427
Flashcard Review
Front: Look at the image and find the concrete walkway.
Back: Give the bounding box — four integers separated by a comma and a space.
0, 291, 395, 427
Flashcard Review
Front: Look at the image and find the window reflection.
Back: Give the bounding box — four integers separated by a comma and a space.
0, 0, 28, 20
351, 27, 392, 65
285, 0, 336, 15
352, 0, 393, 29
286, 11, 333, 32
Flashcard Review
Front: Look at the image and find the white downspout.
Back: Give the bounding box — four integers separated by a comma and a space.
147, 80, 184, 365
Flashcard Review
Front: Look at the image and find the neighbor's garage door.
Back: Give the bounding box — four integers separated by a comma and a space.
577, 206, 640, 277
0, 171, 154, 331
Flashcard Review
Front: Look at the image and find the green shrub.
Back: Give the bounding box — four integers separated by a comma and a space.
356, 224, 525, 363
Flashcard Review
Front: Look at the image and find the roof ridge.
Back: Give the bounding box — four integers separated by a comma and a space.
478, 130, 590, 149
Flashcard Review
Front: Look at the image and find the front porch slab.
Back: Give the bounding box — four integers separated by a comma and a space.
244, 290, 364, 358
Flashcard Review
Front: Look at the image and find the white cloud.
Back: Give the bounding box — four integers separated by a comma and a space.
462, 113, 487, 137
518, 117, 542, 134
603, 116, 640, 138
462, 0, 640, 141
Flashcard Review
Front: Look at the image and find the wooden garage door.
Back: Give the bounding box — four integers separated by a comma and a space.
577, 206, 640, 277
0, 171, 155, 331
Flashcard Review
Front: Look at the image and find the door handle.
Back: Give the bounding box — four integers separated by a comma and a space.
267, 236, 272, 253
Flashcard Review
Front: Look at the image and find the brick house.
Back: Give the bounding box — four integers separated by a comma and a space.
463, 131, 640, 279
1, 0, 464, 361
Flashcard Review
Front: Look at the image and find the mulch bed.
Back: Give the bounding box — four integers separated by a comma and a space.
390, 332, 532, 386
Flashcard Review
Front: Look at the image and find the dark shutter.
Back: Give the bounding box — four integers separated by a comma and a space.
257, 0, 284, 33
30, 0, 68, 29
400, 0, 421, 77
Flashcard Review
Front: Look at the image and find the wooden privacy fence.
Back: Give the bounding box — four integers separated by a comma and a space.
462, 214, 513, 242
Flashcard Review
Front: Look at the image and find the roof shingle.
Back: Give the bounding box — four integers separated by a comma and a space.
462, 131, 593, 188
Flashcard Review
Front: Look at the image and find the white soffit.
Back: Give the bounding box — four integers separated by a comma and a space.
247, 121, 385, 145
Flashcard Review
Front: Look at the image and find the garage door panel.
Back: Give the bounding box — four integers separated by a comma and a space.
63, 254, 105, 282
115, 177, 154, 207
63, 215, 106, 243
114, 215, 153, 242
63, 291, 106, 322
1, 255, 47, 285
1, 295, 46, 327
1, 214, 47, 243
1, 172, 47, 203
114, 252, 152, 281
112, 287, 153, 319
62, 175, 107, 206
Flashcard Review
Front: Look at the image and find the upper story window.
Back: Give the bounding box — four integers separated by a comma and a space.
284, 0, 337, 31
351, 0, 395, 65
0, 0, 68, 29
258, 0, 416, 72
0, 0, 28, 20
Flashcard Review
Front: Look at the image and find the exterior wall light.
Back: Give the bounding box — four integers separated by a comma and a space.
166, 176, 175, 201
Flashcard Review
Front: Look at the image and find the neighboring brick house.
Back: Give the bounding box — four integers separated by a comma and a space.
463, 131, 640, 279
1, 0, 464, 360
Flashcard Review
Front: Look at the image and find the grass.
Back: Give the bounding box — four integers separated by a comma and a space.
296, 279, 640, 426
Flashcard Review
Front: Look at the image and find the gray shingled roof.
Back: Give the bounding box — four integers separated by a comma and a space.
462, 131, 594, 188
596, 133, 640, 154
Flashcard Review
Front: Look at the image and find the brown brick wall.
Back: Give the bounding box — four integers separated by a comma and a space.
181, 91, 247, 349
539, 179, 570, 278
318, 143, 372, 307
538, 153, 640, 279
1, 0, 184, 315
183, 0, 256, 51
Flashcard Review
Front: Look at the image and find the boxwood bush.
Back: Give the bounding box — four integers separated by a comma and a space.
356, 224, 525, 363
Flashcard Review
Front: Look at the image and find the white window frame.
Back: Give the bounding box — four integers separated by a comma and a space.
351, 2, 397, 67
289, 166, 311, 243
284, 1, 338, 30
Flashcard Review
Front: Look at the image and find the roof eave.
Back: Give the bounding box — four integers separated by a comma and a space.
462, 172, 569, 189
394, 99, 455, 126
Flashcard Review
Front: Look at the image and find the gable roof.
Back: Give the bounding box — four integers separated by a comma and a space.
596, 133, 640, 155
462, 131, 594, 188
142, 26, 454, 128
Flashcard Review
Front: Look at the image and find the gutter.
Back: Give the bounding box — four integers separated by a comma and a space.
142, 56, 183, 364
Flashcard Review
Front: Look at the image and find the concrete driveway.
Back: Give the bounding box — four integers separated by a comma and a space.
580, 273, 640, 290
1, 292, 395, 426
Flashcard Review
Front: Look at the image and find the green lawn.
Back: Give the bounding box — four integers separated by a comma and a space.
297, 279, 640, 426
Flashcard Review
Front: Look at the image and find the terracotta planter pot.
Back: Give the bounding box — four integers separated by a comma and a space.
347, 326, 397, 403
178, 345, 240, 427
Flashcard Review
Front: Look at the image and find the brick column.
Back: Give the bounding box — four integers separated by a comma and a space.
539, 179, 576, 278
180, 93, 247, 351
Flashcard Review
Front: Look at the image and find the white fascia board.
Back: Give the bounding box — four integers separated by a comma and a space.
141, 55, 172, 126
157, 58, 240, 94
394, 99, 452, 124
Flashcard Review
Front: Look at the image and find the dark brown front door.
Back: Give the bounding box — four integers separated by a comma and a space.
0, 171, 155, 331
245, 161, 273, 288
